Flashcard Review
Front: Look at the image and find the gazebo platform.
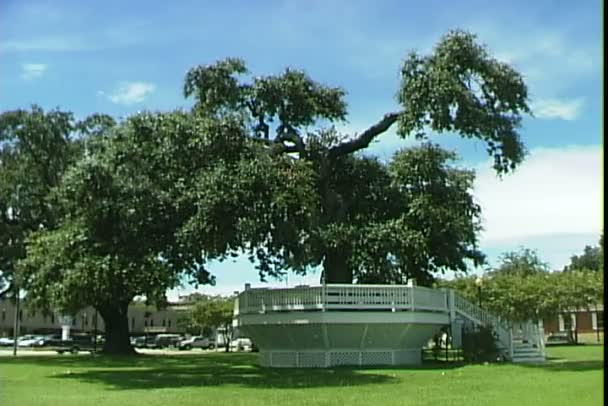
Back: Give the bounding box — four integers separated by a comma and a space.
233, 284, 543, 367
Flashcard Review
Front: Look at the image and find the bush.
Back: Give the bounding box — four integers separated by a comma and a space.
462, 324, 500, 363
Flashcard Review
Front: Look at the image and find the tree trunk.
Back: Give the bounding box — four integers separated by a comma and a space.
573, 312, 579, 344
223, 332, 230, 353
323, 249, 353, 284
99, 304, 135, 355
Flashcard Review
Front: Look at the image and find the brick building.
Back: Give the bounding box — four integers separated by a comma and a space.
543, 305, 604, 335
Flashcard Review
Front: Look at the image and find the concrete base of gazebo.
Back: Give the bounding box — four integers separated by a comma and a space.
239, 313, 447, 367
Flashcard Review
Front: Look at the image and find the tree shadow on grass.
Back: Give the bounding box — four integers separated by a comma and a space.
9, 353, 401, 390
514, 359, 604, 372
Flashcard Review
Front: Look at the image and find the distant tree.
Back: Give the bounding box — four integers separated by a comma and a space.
178, 293, 217, 336
439, 257, 604, 329
491, 248, 549, 276
554, 269, 604, 343
564, 234, 603, 272
182, 295, 235, 352
600, 232, 604, 270
438, 272, 558, 322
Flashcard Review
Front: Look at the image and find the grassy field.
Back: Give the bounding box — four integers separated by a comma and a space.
0, 345, 603, 406
576, 331, 604, 345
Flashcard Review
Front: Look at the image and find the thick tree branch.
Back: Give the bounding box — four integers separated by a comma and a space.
328, 111, 401, 158
256, 116, 269, 139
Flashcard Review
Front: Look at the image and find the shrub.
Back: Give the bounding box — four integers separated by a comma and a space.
462, 324, 500, 362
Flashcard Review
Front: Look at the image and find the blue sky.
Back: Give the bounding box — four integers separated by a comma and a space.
1, 0, 603, 297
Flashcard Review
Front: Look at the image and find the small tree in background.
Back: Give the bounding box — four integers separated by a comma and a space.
182, 295, 236, 352
438, 245, 604, 334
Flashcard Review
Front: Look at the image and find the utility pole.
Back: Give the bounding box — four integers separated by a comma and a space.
93, 309, 98, 352
12, 285, 20, 356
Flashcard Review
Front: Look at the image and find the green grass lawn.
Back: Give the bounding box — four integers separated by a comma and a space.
0, 345, 603, 406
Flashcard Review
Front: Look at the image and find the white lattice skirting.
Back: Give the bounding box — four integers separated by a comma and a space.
259, 349, 421, 368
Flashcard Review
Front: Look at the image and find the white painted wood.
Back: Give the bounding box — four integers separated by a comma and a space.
235, 284, 544, 367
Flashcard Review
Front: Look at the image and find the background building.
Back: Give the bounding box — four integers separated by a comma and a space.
543, 305, 604, 335
0, 299, 190, 337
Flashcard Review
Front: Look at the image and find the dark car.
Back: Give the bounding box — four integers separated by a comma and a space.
133, 335, 156, 349
35, 334, 62, 348
546, 332, 575, 346
154, 334, 182, 349
53, 334, 100, 354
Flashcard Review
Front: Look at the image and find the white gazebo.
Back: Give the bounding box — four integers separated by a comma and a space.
233, 283, 544, 367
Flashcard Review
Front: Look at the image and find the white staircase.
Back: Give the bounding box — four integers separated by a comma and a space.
511, 340, 545, 363
449, 291, 545, 363
509, 321, 546, 363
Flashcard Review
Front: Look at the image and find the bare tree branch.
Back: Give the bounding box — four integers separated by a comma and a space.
328, 112, 401, 158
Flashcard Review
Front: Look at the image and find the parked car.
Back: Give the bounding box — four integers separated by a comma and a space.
36, 335, 63, 349
229, 338, 252, 352
25, 334, 62, 348
179, 336, 215, 350
153, 334, 182, 349
546, 332, 575, 346
0, 337, 15, 347
133, 335, 157, 349
53, 334, 100, 354
17, 335, 45, 347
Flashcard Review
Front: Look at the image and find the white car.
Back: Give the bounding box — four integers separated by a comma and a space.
229, 338, 252, 352
179, 336, 215, 350
17, 335, 45, 347
0, 337, 15, 347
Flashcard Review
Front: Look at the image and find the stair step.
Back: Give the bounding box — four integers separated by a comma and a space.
513, 357, 545, 363
514, 348, 542, 353
513, 352, 544, 357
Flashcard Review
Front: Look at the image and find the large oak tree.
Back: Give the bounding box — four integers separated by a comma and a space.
0, 107, 114, 298
181, 30, 530, 284
18, 111, 316, 353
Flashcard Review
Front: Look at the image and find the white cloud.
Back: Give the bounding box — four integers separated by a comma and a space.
532, 98, 585, 120
474, 145, 603, 245
1, 37, 87, 53
463, 22, 599, 98
21, 63, 47, 80
107, 82, 156, 105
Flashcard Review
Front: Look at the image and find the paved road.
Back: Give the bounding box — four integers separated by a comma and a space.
0, 348, 227, 357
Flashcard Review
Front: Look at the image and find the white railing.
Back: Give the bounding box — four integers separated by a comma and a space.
240, 286, 325, 313
520, 320, 545, 356
237, 284, 449, 315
